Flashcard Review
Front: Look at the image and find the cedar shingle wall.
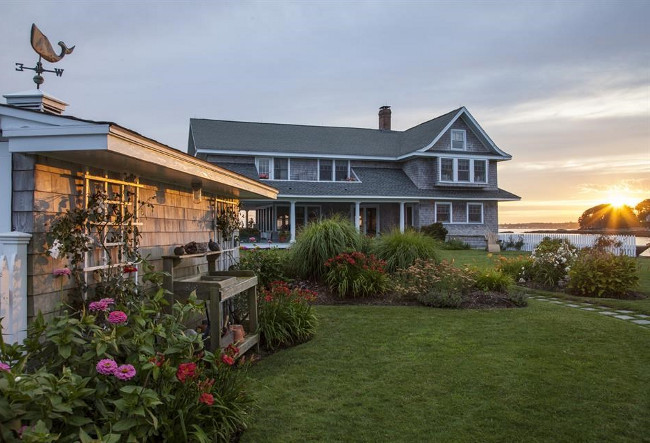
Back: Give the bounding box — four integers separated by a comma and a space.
15, 154, 239, 320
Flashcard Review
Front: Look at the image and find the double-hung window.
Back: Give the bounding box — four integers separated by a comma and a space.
467, 203, 483, 223
473, 160, 487, 183
451, 129, 466, 150
435, 202, 452, 223
274, 158, 289, 180
439, 158, 488, 184
319, 159, 333, 181
335, 160, 349, 181
256, 158, 271, 179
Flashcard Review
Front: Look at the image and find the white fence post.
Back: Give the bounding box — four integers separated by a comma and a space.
498, 233, 637, 257
0, 232, 32, 345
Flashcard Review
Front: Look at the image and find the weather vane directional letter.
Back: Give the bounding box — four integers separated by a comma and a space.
15, 24, 75, 89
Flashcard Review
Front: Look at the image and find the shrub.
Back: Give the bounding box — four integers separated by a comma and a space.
258, 281, 318, 351
417, 289, 464, 308
233, 247, 288, 288
505, 290, 529, 307
475, 269, 514, 293
0, 266, 252, 442
441, 238, 471, 250
568, 249, 638, 298
420, 222, 448, 241
501, 235, 525, 251
395, 259, 475, 301
288, 216, 362, 279
324, 252, 390, 298
529, 237, 577, 288
496, 255, 533, 282
373, 230, 438, 273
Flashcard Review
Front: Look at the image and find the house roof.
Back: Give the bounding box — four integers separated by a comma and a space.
0, 102, 278, 200
190, 107, 511, 160
215, 162, 520, 201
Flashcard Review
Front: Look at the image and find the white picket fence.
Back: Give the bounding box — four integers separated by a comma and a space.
0, 232, 32, 344
497, 233, 636, 257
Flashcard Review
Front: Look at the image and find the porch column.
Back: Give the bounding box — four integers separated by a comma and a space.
290, 201, 296, 243
0, 232, 32, 344
399, 202, 405, 233
354, 202, 361, 232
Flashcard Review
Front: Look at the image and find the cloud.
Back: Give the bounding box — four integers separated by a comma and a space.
515, 154, 650, 174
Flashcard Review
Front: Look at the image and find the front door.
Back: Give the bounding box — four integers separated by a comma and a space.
361, 206, 378, 236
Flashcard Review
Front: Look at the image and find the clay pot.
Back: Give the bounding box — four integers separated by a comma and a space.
229, 324, 245, 343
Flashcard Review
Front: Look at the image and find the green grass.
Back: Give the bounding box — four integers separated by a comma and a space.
244, 304, 650, 442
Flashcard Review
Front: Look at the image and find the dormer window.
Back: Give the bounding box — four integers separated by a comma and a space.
256, 158, 271, 179
451, 129, 466, 150
438, 158, 488, 184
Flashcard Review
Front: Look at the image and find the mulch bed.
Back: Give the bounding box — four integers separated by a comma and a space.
290, 280, 521, 308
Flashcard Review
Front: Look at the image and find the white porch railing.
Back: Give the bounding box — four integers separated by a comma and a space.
0, 232, 32, 344
498, 233, 636, 257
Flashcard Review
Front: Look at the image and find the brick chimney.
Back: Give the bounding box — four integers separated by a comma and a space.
378, 105, 391, 131
3, 90, 68, 115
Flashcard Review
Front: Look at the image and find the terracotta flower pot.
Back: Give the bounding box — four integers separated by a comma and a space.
229, 324, 245, 343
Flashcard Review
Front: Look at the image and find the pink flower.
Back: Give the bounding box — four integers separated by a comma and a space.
53, 268, 71, 277
96, 359, 118, 375
89, 298, 115, 312
249, 237, 256, 242
114, 364, 136, 380
0, 362, 10, 372
108, 311, 128, 324
199, 392, 214, 405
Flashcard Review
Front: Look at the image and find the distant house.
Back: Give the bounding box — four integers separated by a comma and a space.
189, 106, 519, 247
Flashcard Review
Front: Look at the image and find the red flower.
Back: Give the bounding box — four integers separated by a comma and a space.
149, 353, 165, 367
221, 354, 235, 366
123, 265, 137, 273
264, 294, 273, 302
176, 362, 197, 382
199, 392, 214, 405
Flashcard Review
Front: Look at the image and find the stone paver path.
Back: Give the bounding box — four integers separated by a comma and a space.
527, 294, 650, 329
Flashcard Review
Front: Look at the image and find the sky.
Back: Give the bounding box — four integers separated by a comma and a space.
1, 0, 648, 224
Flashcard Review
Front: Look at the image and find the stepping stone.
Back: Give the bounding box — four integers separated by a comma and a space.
616, 310, 634, 314
614, 315, 635, 320
550, 301, 564, 304
631, 319, 650, 325
598, 311, 617, 316
637, 314, 649, 319
566, 304, 580, 307
582, 307, 597, 311
536, 298, 550, 302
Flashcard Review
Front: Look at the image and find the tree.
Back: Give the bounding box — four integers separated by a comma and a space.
578, 203, 639, 230
635, 199, 650, 226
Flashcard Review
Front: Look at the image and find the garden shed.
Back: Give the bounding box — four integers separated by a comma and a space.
0, 89, 278, 344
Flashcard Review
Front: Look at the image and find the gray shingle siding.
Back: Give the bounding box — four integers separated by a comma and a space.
402, 158, 436, 189
429, 116, 490, 153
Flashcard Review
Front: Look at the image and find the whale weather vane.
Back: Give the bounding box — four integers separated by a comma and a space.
15, 24, 75, 89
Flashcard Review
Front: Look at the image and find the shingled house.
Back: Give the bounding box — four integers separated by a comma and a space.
188, 106, 519, 248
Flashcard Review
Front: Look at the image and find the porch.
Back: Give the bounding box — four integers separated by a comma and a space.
241, 200, 419, 242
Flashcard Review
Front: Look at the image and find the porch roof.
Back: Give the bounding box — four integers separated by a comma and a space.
215, 162, 520, 201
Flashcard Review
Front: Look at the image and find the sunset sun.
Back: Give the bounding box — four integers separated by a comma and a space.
607, 192, 636, 208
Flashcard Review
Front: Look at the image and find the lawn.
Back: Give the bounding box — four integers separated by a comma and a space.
244, 303, 650, 442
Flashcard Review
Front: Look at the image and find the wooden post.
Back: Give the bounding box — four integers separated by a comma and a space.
210, 286, 221, 352
247, 286, 259, 353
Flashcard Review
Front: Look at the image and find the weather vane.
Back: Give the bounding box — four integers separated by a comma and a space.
15, 23, 75, 89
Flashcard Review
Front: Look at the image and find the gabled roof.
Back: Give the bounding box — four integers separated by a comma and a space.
190, 107, 512, 160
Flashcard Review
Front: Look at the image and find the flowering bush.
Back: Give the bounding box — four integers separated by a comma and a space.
495, 255, 533, 283
528, 238, 577, 288
324, 252, 389, 298
233, 247, 288, 289
0, 266, 252, 442
258, 281, 317, 350
568, 248, 638, 298
395, 259, 476, 301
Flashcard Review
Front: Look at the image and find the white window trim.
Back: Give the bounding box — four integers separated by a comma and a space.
467, 202, 484, 224
438, 158, 488, 184
255, 157, 272, 179
435, 202, 452, 224
451, 129, 467, 150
